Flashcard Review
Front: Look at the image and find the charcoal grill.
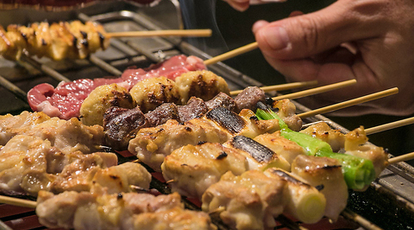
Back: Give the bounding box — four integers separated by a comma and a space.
0, 1, 413, 229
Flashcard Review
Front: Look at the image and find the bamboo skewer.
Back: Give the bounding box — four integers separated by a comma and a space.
204, 42, 259, 66
298, 87, 399, 118
365, 117, 414, 135
0, 195, 36, 208
272, 79, 357, 101
388, 152, 414, 164
108, 29, 213, 38
230, 80, 318, 96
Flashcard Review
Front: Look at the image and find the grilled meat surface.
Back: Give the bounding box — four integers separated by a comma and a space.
0, 20, 109, 60
36, 191, 216, 230
128, 107, 281, 171
161, 142, 249, 199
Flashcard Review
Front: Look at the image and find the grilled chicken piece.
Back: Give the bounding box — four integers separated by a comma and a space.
161, 142, 249, 199
300, 122, 346, 152
52, 162, 151, 194
0, 111, 105, 154
37, 191, 216, 230
129, 76, 181, 113
175, 70, 230, 104
0, 20, 109, 60
0, 134, 118, 196
291, 155, 347, 222
253, 131, 307, 167
272, 99, 302, 131
80, 83, 135, 126
202, 170, 286, 230
128, 107, 281, 171
0, 111, 52, 145
344, 126, 388, 177
224, 135, 291, 171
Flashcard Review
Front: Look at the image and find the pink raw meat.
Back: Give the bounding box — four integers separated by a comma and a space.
27, 55, 206, 119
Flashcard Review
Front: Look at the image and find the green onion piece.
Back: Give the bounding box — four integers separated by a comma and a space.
255, 107, 376, 190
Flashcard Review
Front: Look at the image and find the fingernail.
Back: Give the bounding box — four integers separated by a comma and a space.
262, 26, 289, 50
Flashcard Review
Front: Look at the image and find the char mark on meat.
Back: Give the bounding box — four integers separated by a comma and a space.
205, 107, 245, 134
230, 135, 275, 163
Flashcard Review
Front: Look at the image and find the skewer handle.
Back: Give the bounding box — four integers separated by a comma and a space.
108, 29, 213, 38
273, 79, 357, 101
0, 195, 37, 208
230, 80, 318, 96
204, 42, 259, 66
365, 117, 414, 135
298, 87, 399, 118
389, 152, 414, 164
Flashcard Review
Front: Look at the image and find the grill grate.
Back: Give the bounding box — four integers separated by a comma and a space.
0, 1, 413, 229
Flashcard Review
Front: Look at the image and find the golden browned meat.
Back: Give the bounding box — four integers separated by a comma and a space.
0, 111, 52, 145
129, 77, 181, 113
272, 99, 302, 131
291, 155, 347, 222
0, 20, 109, 60
344, 126, 388, 177
300, 122, 346, 152
36, 191, 216, 230
52, 162, 151, 194
223, 135, 291, 172
253, 131, 307, 168
175, 70, 230, 104
0, 134, 118, 196
161, 142, 249, 199
202, 170, 286, 230
80, 84, 135, 126
0, 111, 105, 154
128, 107, 281, 171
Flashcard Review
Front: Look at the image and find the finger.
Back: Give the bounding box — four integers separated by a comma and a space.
254, 0, 388, 60
252, 20, 269, 33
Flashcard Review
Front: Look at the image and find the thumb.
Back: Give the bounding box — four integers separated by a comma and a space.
254, 0, 382, 60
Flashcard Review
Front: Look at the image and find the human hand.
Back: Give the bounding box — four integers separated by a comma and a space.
253, 0, 414, 116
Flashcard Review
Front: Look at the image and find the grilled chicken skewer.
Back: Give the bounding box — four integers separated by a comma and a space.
0, 21, 110, 61
128, 99, 302, 171
202, 169, 327, 229
103, 85, 285, 150
0, 111, 151, 196
0, 20, 211, 61
35, 190, 217, 230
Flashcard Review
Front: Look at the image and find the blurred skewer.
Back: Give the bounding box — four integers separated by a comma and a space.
230, 80, 318, 96
273, 79, 357, 101
298, 87, 399, 118
365, 117, 414, 135
204, 42, 259, 66
108, 29, 212, 38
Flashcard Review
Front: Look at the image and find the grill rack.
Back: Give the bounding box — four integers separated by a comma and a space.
0, 1, 413, 229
